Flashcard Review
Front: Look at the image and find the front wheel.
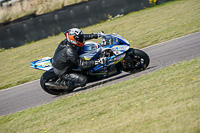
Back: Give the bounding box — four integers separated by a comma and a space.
40, 71, 72, 95
122, 49, 150, 73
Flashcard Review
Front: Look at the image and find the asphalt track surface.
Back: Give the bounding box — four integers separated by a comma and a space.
0, 32, 200, 116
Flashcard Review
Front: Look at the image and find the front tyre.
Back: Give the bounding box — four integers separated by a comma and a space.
122, 49, 150, 73
40, 71, 69, 95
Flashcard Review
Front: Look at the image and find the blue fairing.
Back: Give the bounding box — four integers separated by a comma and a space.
30, 57, 53, 71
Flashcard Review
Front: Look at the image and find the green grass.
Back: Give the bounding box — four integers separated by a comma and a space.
0, 0, 200, 90
0, 57, 199, 133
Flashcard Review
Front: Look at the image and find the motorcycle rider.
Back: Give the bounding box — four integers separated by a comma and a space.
52, 28, 106, 91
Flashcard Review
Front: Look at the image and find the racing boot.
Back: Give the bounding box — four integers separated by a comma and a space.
61, 73, 88, 91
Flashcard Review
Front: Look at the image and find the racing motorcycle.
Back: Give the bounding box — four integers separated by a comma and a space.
30, 33, 150, 95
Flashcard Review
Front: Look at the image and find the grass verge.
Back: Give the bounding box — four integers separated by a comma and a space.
0, 57, 199, 133
0, 0, 200, 90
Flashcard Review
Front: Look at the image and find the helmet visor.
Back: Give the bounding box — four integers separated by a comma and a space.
75, 34, 84, 43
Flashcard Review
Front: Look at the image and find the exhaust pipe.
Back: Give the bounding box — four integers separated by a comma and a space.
45, 82, 69, 89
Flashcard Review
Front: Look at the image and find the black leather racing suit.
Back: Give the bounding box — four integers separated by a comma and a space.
52, 34, 98, 88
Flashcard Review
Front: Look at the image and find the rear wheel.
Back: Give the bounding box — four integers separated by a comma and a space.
122, 49, 150, 73
40, 71, 73, 95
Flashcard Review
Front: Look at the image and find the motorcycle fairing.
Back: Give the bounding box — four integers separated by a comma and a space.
107, 53, 126, 65
79, 41, 101, 60
89, 53, 126, 76
110, 33, 130, 44
102, 33, 130, 47
30, 57, 53, 71
103, 44, 129, 55
79, 47, 101, 60
89, 64, 118, 77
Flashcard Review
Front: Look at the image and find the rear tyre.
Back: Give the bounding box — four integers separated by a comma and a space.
40, 71, 72, 95
122, 49, 150, 73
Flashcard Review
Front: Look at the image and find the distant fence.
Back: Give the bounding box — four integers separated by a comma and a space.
0, 0, 170, 49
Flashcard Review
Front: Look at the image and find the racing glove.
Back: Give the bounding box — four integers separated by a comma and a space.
97, 31, 105, 37
95, 57, 108, 65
